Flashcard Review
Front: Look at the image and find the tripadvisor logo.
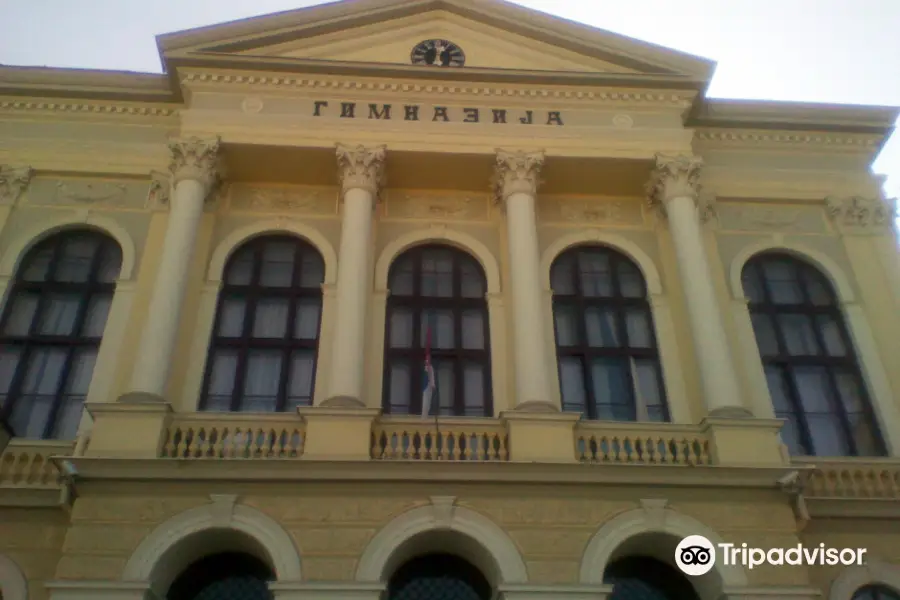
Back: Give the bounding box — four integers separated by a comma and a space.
675, 535, 867, 576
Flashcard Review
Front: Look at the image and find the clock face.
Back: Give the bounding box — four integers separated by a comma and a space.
410, 39, 465, 67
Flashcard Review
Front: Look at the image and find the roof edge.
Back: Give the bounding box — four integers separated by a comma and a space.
0, 65, 179, 104
689, 98, 900, 136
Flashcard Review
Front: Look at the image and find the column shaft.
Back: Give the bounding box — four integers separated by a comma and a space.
494, 150, 555, 411
326, 187, 375, 404
505, 191, 553, 408
323, 144, 386, 408
648, 154, 749, 417
126, 138, 220, 401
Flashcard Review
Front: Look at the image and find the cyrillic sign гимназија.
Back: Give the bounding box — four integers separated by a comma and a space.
312, 101, 564, 126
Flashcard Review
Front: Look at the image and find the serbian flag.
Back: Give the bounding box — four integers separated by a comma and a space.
422, 324, 437, 419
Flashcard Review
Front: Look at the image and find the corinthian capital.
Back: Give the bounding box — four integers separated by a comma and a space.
336, 144, 387, 197
646, 154, 703, 207
492, 149, 544, 202
0, 165, 33, 205
168, 137, 222, 194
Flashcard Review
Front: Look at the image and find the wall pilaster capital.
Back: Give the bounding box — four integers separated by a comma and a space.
492, 149, 545, 203
0, 165, 33, 205
646, 153, 703, 205
336, 143, 387, 198
168, 136, 222, 195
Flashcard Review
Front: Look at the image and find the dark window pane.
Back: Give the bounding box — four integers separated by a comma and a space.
750, 314, 779, 357
802, 269, 835, 306
590, 359, 631, 411
421, 250, 453, 297
624, 310, 653, 348
741, 266, 765, 303
287, 351, 315, 408
763, 260, 803, 304
252, 298, 289, 338
55, 235, 98, 282
225, 249, 254, 285
559, 357, 586, 413
294, 300, 321, 340
550, 257, 575, 294
388, 360, 412, 413
435, 360, 455, 415
241, 351, 282, 412
206, 350, 238, 411
463, 363, 485, 409
299, 253, 324, 288
0, 349, 20, 395
96, 244, 123, 283
617, 260, 644, 298
2, 293, 39, 335
633, 359, 665, 421
585, 307, 619, 347
553, 304, 580, 346
259, 241, 295, 287
38, 294, 81, 336
21, 246, 53, 282
460, 261, 485, 298
420, 310, 454, 349
817, 315, 847, 356
217, 299, 246, 337
779, 314, 820, 356
764, 365, 793, 413
389, 308, 414, 348
578, 252, 613, 297
82, 295, 112, 337
461, 310, 484, 350
389, 257, 414, 296
806, 413, 850, 457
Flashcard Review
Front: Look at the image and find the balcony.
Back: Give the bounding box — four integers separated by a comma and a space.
792, 456, 900, 518
0, 437, 85, 507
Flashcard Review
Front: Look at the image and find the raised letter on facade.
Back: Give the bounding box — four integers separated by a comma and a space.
405, 105, 420, 121
547, 111, 564, 126
492, 109, 507, 124
313, 101, 328, 116
433, 107, 450, 122
463, 108, 480, 123
340, 103, 356, 118
369, 104, 392, 120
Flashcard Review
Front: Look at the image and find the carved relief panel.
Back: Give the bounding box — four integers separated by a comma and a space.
383, 190, 490, 221
538, 195, 645, 227
715, 199, 828, 234
23, 176, 152, 210
228, 184, 338, 215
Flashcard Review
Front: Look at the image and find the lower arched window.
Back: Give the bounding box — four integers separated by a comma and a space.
167, 552, 273, 600
854, 585, 900, 600
604, 556, 699, 599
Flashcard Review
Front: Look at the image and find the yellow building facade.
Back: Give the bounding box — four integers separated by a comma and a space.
1, 1, 900, 599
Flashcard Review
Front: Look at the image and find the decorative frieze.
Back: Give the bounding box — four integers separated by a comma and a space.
826, 196, 897, 233
539, 196, 644, 226
23, 176, 150, 209
0, 99, 176, 117
492, 149, 544, 203
716, 201, 827, 234
385, 190, 489, 220
146, 171, 171, 211
230, 184, 337, 215
695, 129, 881, 149
0, 165, 33, 205
335, 143, 387, 197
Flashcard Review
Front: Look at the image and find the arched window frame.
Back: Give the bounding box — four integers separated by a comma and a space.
198, 235, 325, 413
741, 252, 885, 457
550, 245, 669, 422
382, 244, 493, 417
0, 229, 122, 439
853, 584, 900, 600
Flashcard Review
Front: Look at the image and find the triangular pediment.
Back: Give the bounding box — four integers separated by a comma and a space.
159, 0, 715, 82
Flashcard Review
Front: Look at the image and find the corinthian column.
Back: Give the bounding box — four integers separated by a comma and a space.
647, 154, 750, 417
323, 144, 387, 408
493, 150, 555, 411
125, 137, 221, 401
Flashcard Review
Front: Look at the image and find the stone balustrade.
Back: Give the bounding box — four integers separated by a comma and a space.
371, 415, 509, 461
794, 456, 900, 499
160, 412, 306, 459
575, 421, 712, 465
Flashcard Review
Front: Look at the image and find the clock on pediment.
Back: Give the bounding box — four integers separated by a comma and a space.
410, 39, 465, 67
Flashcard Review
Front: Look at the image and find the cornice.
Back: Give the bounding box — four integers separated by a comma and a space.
694, 128, 883, 151
179, 70, 696, 107
0, 65, 177, 104
0, 97, 178, 118
57, 456, 796, 489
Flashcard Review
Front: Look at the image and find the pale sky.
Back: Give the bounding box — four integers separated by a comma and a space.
1, 0, 898, 199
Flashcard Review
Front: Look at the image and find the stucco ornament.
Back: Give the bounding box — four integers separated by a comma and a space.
0, 165, 33, 205
826, 195, 897, 228
168, 136, 222, 193
492, 149, 545, 202
646, 153, 704, 217
335, 143, 387, 197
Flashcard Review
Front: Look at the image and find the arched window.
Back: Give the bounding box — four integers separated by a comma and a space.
550, 246, 668, 422
167, 552, 273, 600
853, 585, 900, 600
742, 252, 884, 457
383, 245, 492, 417
388, 553, 491, 600
0, 230, 122, 439
604, 556, 700, 600
200, 235, 324, 412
